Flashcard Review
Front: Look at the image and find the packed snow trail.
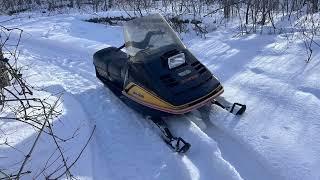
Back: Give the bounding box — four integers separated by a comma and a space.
1, 13, 320, 180
1, 14, 243, 180
186, 31, 320, 180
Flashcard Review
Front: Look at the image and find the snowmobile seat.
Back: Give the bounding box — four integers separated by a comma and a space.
93, 47, 128, 86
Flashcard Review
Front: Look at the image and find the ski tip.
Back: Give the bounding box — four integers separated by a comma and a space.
178, 142, 191, 154
236, 104, 246, 115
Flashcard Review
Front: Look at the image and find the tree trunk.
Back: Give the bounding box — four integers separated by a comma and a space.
261, 0, 267, 25
245, 0, 251, 24
312, 0, 318, 12
224, 0, 230, 19
69, 0, 74, 8
35, 0, 41, 6
0, 48, 10, 89
108, 0, 113, 8
76, 0, 81, 9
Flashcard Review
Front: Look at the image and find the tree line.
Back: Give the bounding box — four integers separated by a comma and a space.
0, 0, 318, 16
1, 0, 319, 62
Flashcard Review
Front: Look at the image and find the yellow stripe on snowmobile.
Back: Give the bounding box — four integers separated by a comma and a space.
125, 82, 185, 109
123, 82, 224, 113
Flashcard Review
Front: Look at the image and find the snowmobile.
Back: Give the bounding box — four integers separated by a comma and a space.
93, 13, 246, 153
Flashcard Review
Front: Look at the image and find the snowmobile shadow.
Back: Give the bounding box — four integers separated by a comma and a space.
193, 105, 241, 130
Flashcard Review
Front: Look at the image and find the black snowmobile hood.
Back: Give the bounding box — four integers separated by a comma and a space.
130, 45, 221, 106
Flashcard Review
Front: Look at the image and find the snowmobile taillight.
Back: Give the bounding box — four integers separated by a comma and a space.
168, 53, 186, 69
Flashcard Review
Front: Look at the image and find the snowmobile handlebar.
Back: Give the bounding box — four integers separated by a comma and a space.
117, 30, 165, 52
126, 30, 165, 49
117, 44, 125, 51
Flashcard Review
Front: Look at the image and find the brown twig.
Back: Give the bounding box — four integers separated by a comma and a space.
16, 98, 60, 179
49, 125, 96, 179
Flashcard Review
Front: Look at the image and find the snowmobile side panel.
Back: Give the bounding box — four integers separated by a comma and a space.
96, 72, 173, 117
122, 82, 224, 115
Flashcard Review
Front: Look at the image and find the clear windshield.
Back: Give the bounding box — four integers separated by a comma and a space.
123, 13, 185, 56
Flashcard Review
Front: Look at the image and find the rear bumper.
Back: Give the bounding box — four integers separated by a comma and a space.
123, 84, 224, 115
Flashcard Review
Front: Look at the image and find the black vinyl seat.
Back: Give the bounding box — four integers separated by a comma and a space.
93, 47, 128, 86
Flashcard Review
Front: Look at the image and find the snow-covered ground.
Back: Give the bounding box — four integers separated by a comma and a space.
0, 12, 320, 180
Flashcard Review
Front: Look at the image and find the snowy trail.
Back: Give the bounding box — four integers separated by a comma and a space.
186, 31, 320, 179
2, 13, 320, 180
3, 14, 245, 179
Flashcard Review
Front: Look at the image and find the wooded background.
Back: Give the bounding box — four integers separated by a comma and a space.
0, 0, 318, 18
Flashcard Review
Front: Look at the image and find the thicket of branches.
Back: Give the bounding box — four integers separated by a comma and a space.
0, 25, 95, 179
0, 0, 317, 16
0, 0, 318, 16
2, 0, 318, 32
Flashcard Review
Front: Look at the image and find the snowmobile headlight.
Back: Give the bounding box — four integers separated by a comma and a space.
168, 53, 186, 69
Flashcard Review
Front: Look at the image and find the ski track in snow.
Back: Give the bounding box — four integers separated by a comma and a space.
1, 13, 320, 180
186, 31, 320, 180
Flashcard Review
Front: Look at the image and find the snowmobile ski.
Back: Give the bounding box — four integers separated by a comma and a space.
148, 116, 191, 153
212, 96, 246, 115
